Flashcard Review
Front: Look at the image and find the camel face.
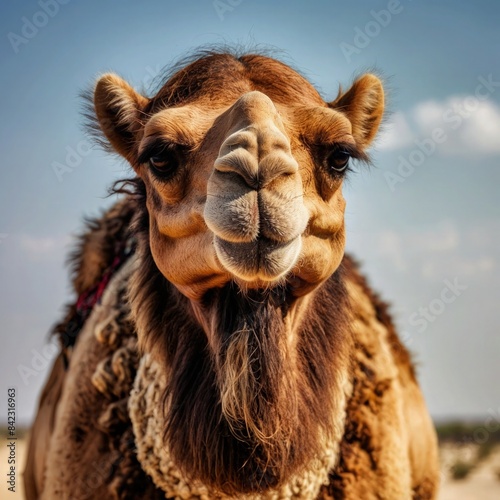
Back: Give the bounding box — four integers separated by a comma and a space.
93, 54, 384, 300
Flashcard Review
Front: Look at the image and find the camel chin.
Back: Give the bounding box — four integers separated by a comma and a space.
213, 233, 302, 284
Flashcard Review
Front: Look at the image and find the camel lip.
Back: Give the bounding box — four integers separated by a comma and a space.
213, 234, 302, 283
203, 190, 309, 246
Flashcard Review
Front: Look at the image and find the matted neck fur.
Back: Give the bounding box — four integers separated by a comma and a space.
92, 51, 385, 495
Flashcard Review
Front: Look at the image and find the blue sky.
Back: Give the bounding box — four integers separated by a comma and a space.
0, 0, 499, 424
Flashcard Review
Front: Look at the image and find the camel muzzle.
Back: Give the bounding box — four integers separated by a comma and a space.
204, 91, 309, 282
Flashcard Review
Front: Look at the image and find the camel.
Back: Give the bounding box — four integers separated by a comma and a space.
24, 50, 440, 499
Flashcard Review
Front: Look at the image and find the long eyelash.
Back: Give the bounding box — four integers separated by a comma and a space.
339, 163, 353, 174
138, 142, 164, 164
137, 140, 193, 165
328, 163, 353, 178
330, 142, 368, 162
137, 141, 175, 164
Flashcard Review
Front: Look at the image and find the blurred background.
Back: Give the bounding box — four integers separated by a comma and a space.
0, 0, 499, 498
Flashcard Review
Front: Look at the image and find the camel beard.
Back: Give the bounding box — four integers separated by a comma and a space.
213, 285, 299, 485
154, 282, 341, 496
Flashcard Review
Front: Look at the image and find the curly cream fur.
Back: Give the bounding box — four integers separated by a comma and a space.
129, 353, 344, 500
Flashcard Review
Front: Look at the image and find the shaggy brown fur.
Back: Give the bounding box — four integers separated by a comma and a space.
52, 198, 136, 353
25, 49, 439, 499
25, 198, 164, 500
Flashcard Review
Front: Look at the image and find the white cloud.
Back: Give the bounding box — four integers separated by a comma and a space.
412, 99, 447, 132
406, 220, 460, 253
376, 229, 407, 271
376, 111, 413, 151
460, 100, 500, 154
16, 234, 71, 262
421, 255, 495, 280
376, 219, 459, 264
380, 95, 500, 156
371, 219, 498, 282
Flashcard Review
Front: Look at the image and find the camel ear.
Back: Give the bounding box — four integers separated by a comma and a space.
329, 74, 384, 149
93, 74, 148, 161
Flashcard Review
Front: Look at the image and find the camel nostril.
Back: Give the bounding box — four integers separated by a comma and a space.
257, 153, 299, 188
215, 120, 297, 191
214, 151, 298, 191
216, 167, 259, 190
214, 149, 260, 190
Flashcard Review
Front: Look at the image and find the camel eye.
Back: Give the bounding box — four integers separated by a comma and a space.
326, 149, 351, 174
138, 141, 189, 180
149, 155, 172, 170
144, 148, 180, 180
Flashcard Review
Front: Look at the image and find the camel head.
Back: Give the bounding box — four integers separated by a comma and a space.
91, 52, 385, 495
93, 53, 383, 301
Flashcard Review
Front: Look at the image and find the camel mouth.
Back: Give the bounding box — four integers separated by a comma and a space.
213, 234, 302, 282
